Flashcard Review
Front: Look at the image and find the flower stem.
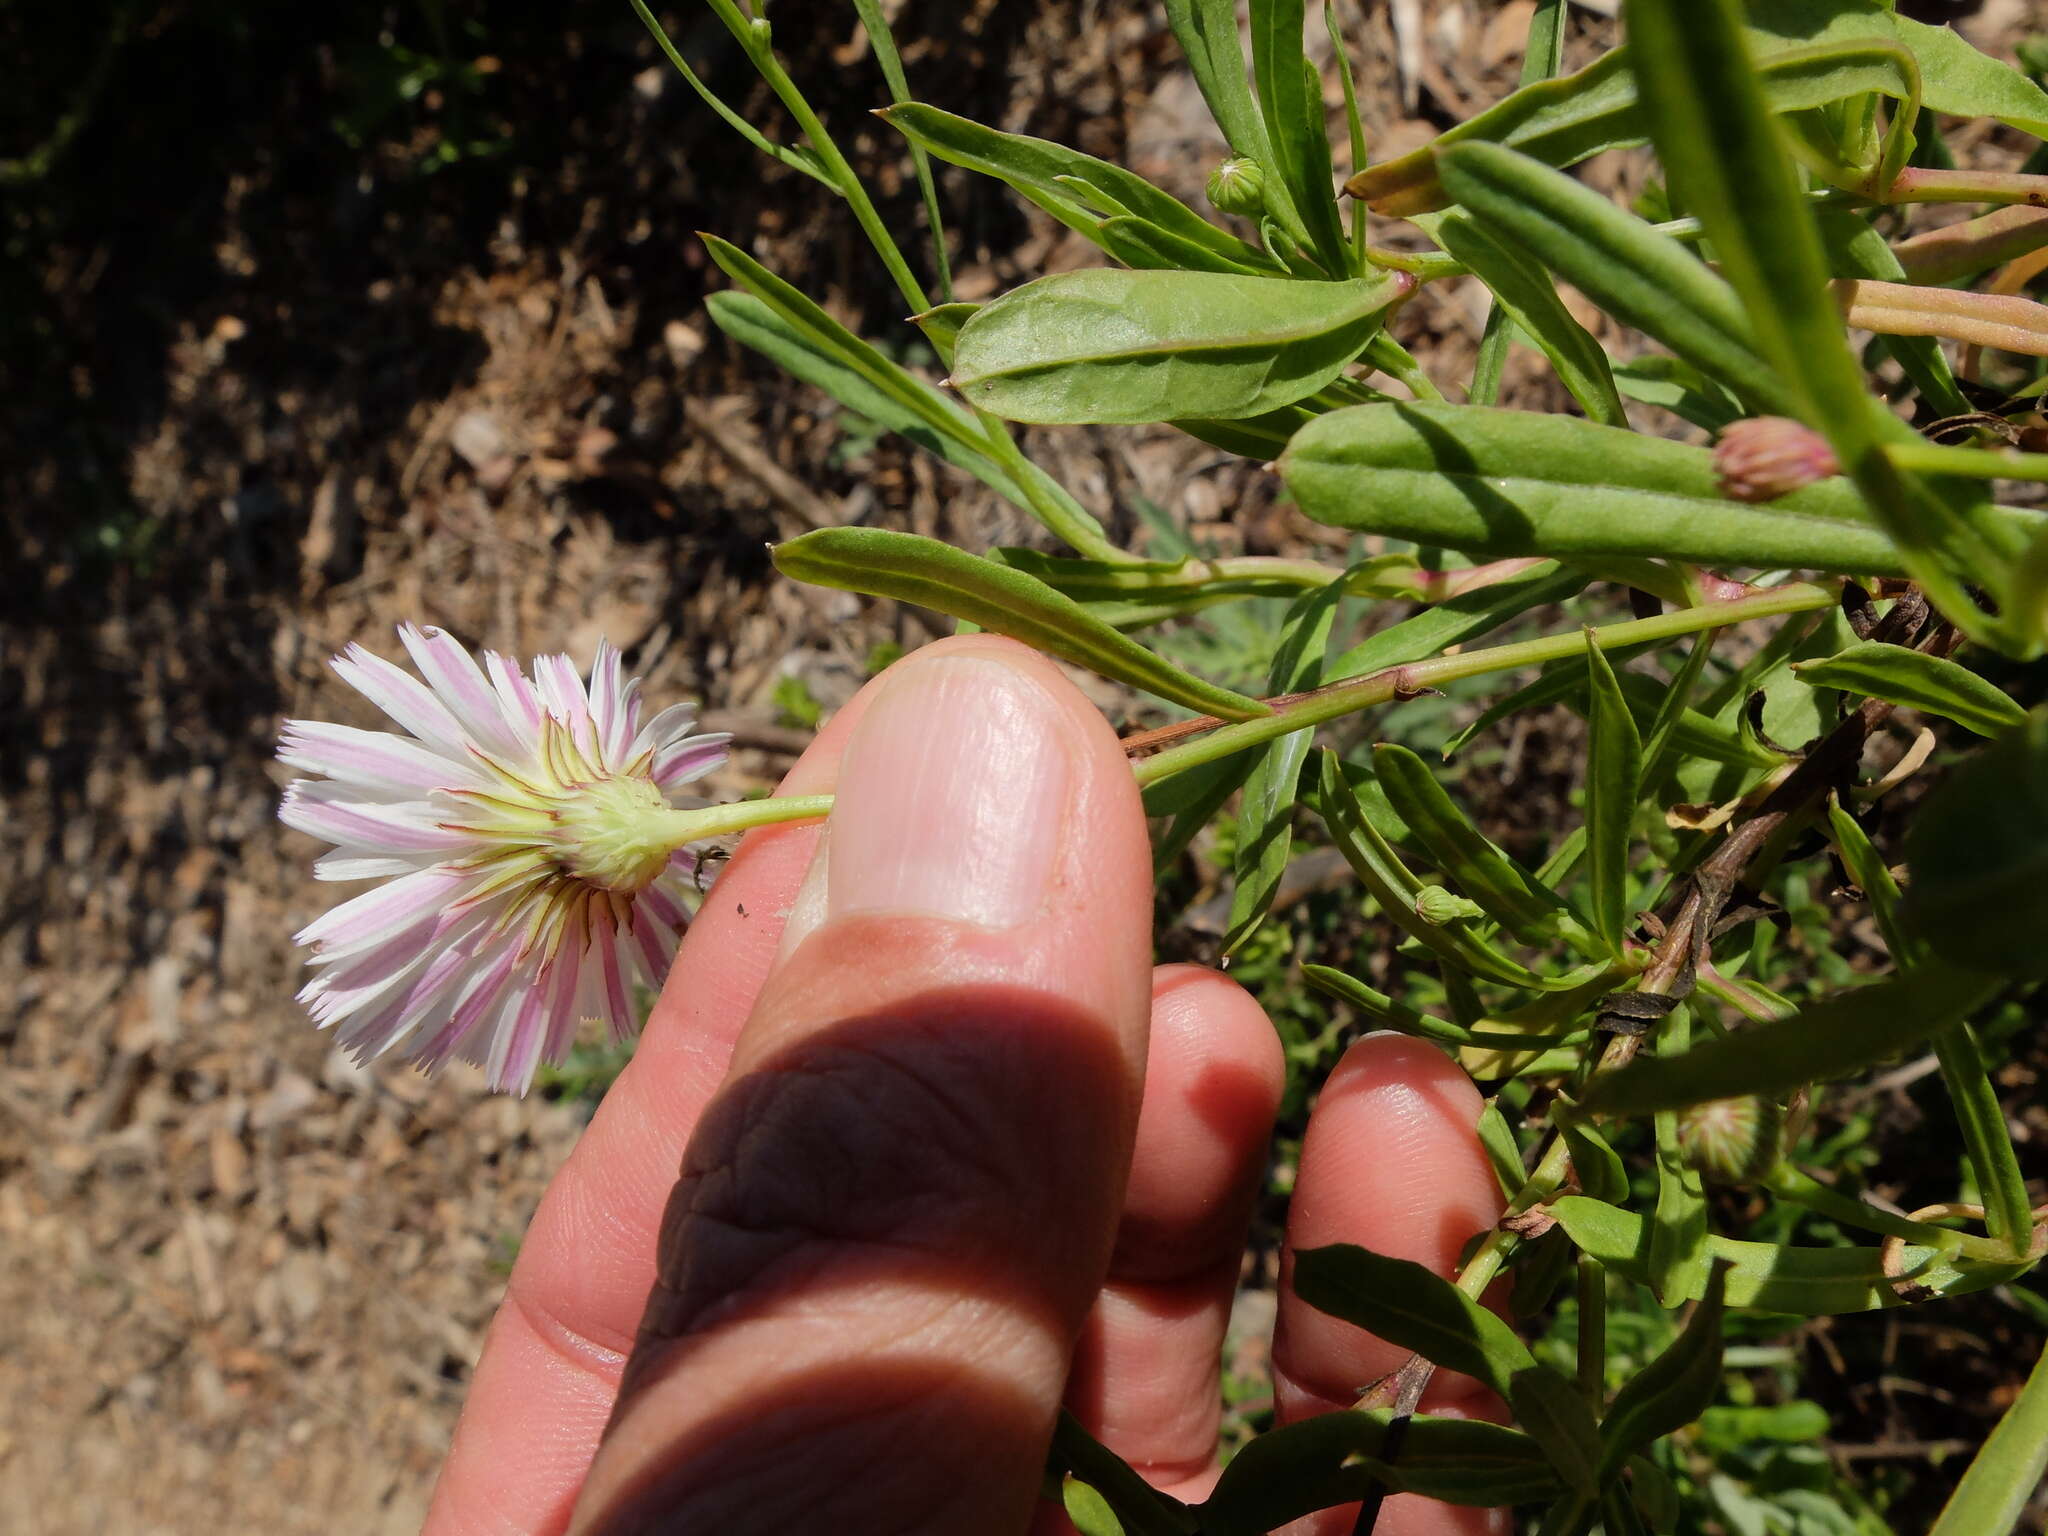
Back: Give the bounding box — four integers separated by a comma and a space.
1130, 580, 1838, 787
655, 794, 836, 847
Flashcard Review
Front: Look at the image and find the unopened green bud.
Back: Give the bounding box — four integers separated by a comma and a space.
1677, 1094, 1785, 1184
1414, 885, 1485, 925
1207, 157, 1268, 220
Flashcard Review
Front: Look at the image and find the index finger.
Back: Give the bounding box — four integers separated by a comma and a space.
422, 666, 876, 1536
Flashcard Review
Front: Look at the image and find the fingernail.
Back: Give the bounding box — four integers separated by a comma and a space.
773, 829, 830, 963
827, 654, 1071, 929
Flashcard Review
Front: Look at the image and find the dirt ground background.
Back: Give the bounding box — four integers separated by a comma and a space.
4, 2, 2043, 1532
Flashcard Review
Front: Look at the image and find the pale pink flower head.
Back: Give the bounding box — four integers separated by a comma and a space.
278, 624, 729, 1093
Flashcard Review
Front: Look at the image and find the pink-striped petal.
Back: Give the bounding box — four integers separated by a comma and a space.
398, 624, 525, 759
295, 863, 472, 950
279, 719, 483, 797
484, 650, 546, 734
331, 644, 469, 755
281, 781, 468, 858
654, 734, 731, 789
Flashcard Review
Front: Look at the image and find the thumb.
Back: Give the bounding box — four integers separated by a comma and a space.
569, 638, 1155, 1536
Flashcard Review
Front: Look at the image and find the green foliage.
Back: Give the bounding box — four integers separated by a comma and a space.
679, 0, 2048, 1527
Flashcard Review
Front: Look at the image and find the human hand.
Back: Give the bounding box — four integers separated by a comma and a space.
422, 636, 1510, 1536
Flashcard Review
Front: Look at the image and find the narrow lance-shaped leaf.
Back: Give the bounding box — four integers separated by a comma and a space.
850, 1, 953, 301
1277, 403, 2048, 577
1648, 1004, 1711, 1305
880, 103, 1270, 272
1817, 211, 1970, 420
1477, 1101, 1528, 1201
1426, 210, 1626, 427
1792, 640, 2026, 738
708, 293, 1024, 504
1351, 34, 1923, 216
1435, 141, 1788, 414
701, 236, 1115, 557
773, 529, 1272, 721
1199, 1410, 1561, 1532
1583, 634, 1643, 958
951, 268, 1411, 426
1551, 1096, 1628, 1205
1825, 797, 1917, 962
1610, 355, 1744, 434
1582, 961, 2001, 1114
1549, 1195, 2028, 1313
1290, 1244, 1537, 1398
1226, 576, 1348, 952
1373, 742, 1579, 945
1598, 1261, 1729, 1479
1303, 966, 1591, 1053
1510, 1367, 1604, 1500
1162, 0, 1310, 248
1251, 0, 1349, 273
1624, 0, 2021, 645
1325, 558, 1588, 679
1314, 751, 1563, 990
1926, 1341, 2048, 1536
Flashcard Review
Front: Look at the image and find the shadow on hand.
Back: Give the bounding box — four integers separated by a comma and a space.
588, 983, 1137, 1535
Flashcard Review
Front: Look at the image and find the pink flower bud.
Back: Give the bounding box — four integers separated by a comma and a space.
1714, 417, 1842, 502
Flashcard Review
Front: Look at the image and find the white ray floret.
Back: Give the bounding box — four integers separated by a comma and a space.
278, 624, 730, 1094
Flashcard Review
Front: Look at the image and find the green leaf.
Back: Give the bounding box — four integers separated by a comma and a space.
1818, 211, 1971, 420
1549, 1195, 2023, 1312
1552, 1096, 1628, 1205
1511, 1366, 1605, 1498
1226, 577, 1347, 951
1251, 0, 1349, 272
708, 293, 1022, 501
1435, 140, 1788, 414
1926, 1341, 2048, 1536
1146, 753, 1258, 877
1093, 215, 1274, 277
1649, 1005, 1711, 1305
1825, 797, 1916, 962
1278, 401, 1995, 576
1199, 1411, 1561, 1530
1792, 640, 2026, 738
1373, 743, 1577, 945
1290, 1245, 1537, 1398
1903, 709, 2048, 976
772, 529, 1272, 720
908, 302, 979, 358
1478, 1100, 1529, 1200
1581, 961, 2001, 1114
1351, 34, 1921, 217
1583, 635, 1644, 958
629, 0, 833, 188
1325, 558, 1589, 680
1598, 1261, 1729, 1479
1624, 0, 1884, 430
1314, 752, 1561, 990
1895, 15, 2048, 140
700, 235, 1115, 557
1163, 0, 1287, 196
1061, 1479, 1125, 1536
1610, 355, 1744, 434
951, 268, 1410, 425
1625, 0, 2020, 644
1303, 966, 1589, 1053
881, 103, 1269, 273
850, 0, 952, 301
1426, 211, 1626, 427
